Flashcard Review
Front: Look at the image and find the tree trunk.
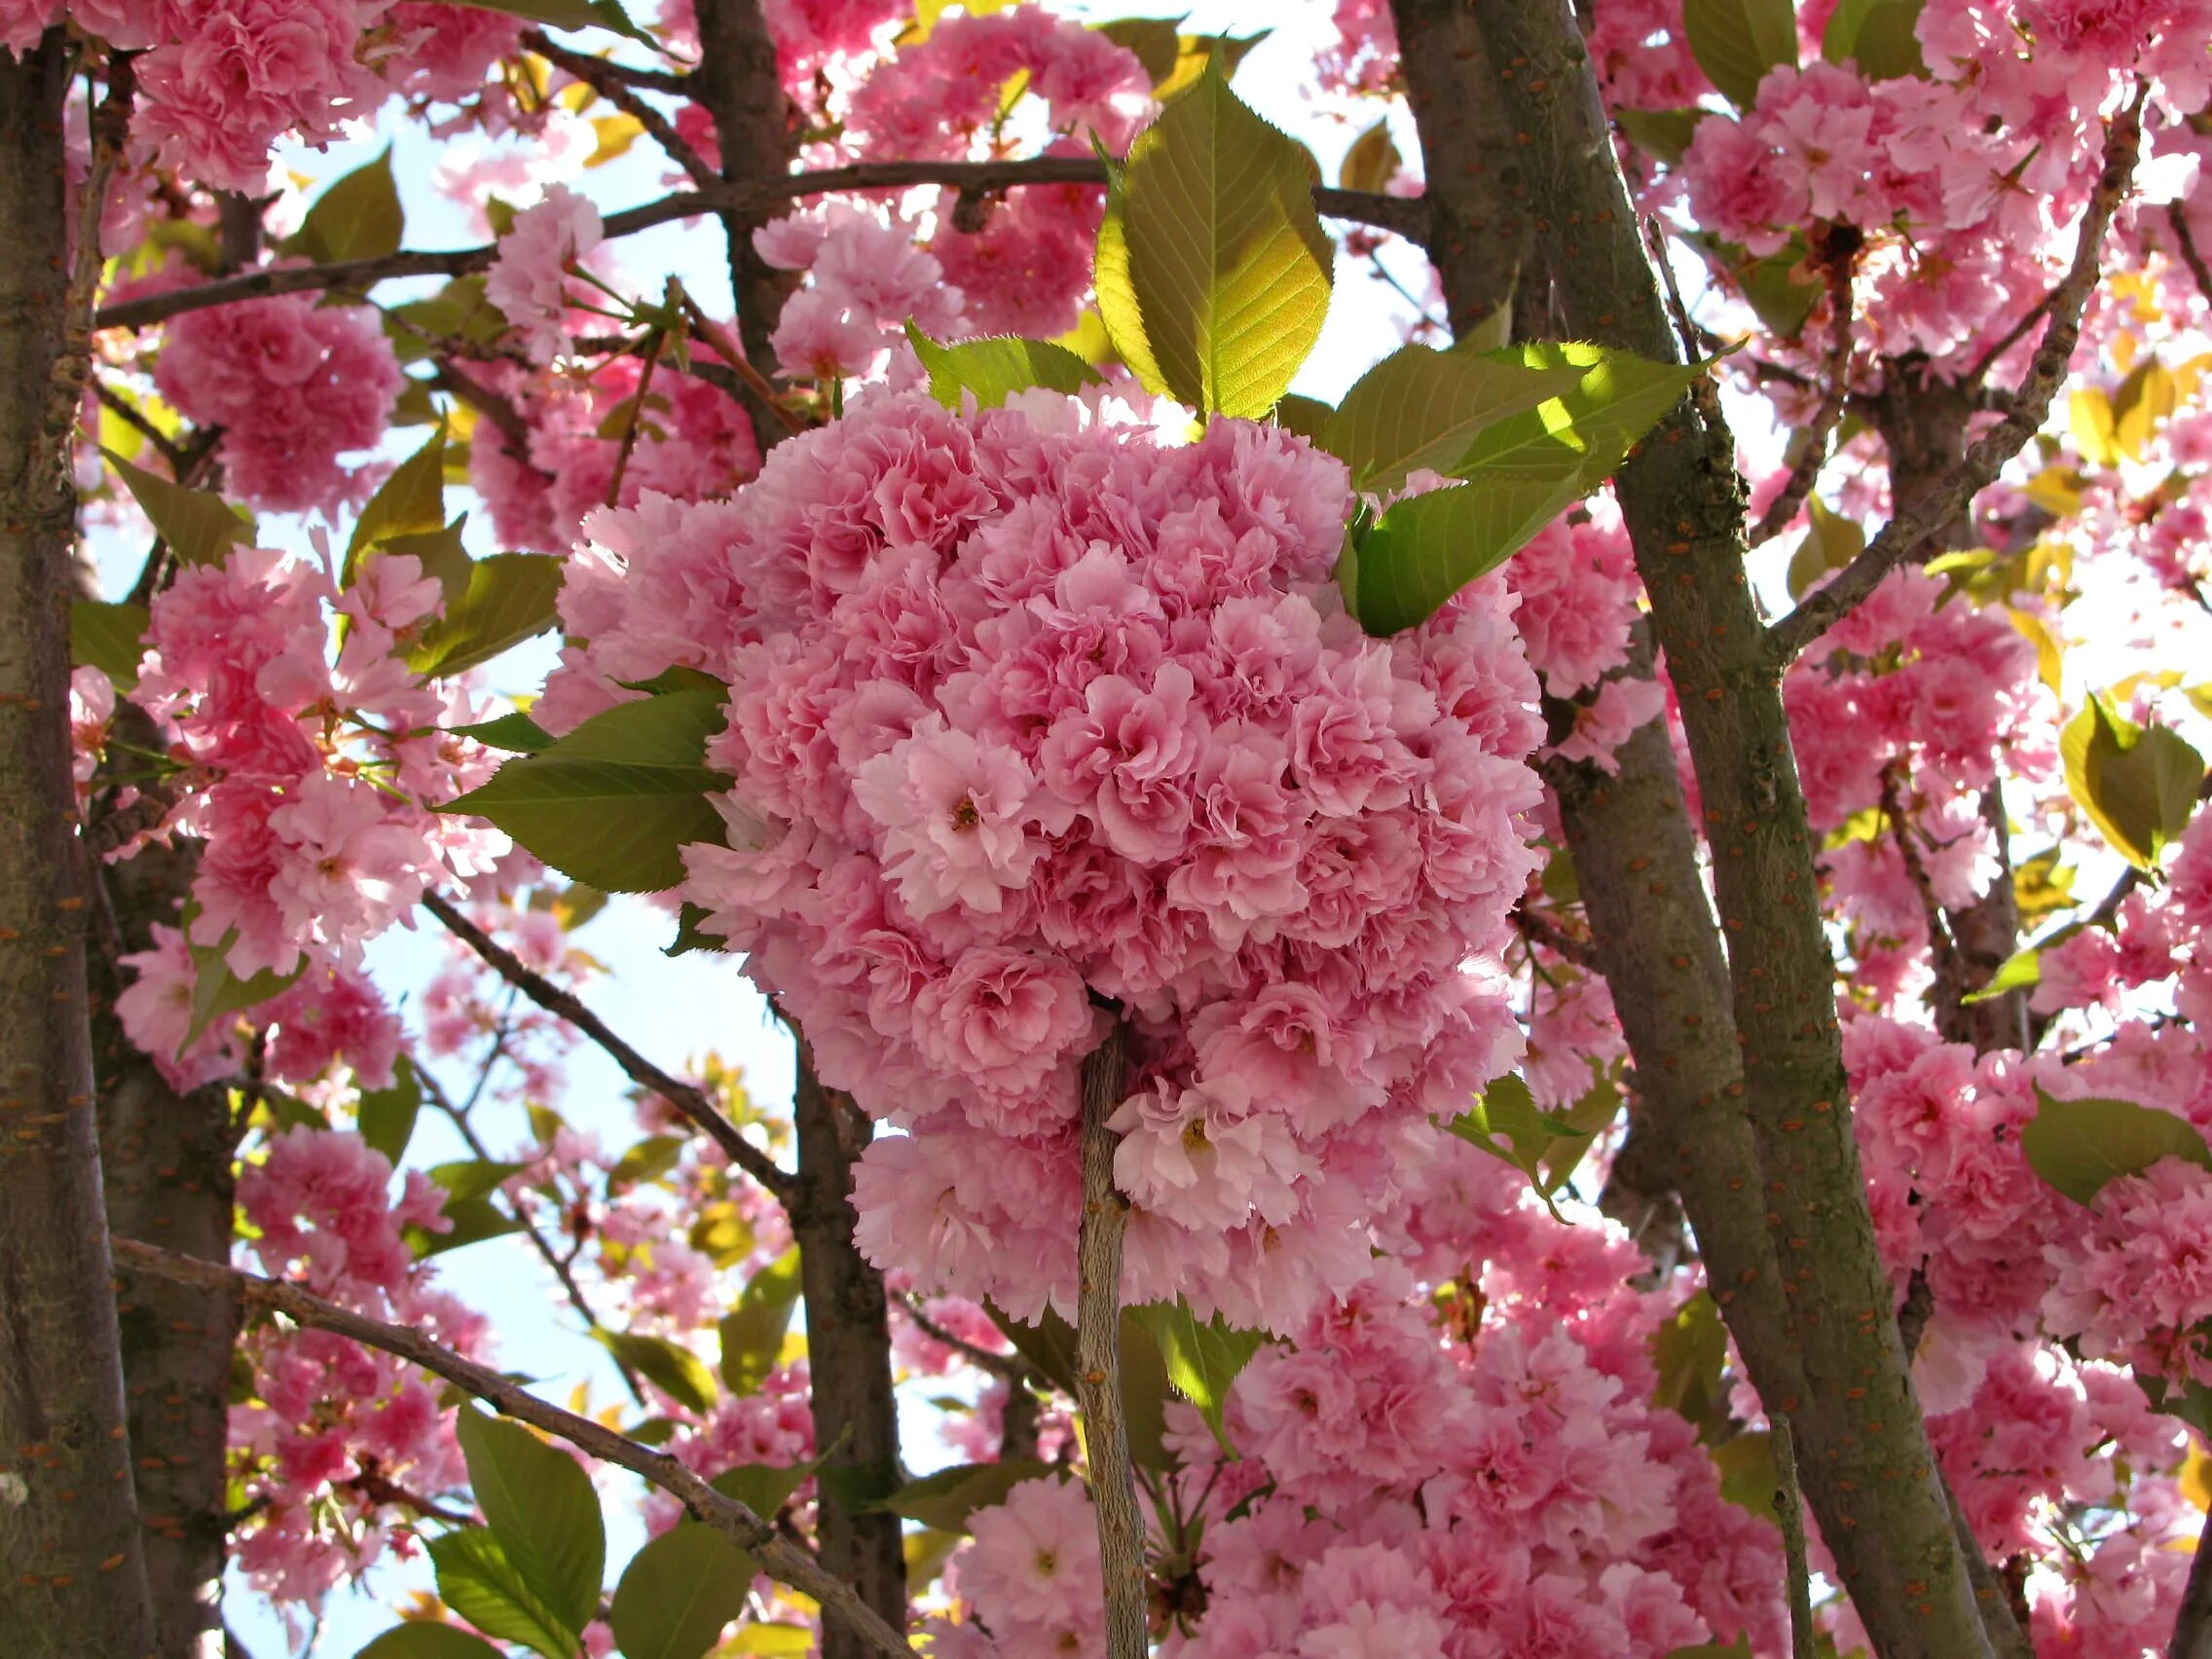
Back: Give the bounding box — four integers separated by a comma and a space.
91, 818, 238, 1659
0, 30, 159, 1657
789, 1046, 908, 1656
1460, 6, 2013, 1652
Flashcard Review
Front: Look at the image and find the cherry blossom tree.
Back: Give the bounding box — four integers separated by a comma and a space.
4, 3, 2212, 1658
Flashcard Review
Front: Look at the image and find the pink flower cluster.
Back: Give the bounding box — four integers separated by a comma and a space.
547, 387, 1544, 1330
377, 2, 524, 104
155, 293, 403, 515
836, 8, 1153, 339
114, 538, 505, 1086
468, 347, 764, 555
230, 1126, 490, 1606
755, 202, 964, 382
485, 185, 605, 365
2045, 1156, 2212, 1385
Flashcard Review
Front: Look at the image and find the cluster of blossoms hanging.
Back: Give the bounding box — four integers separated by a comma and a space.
551, 384, 1545, 1331
26, 0, 2212, 1656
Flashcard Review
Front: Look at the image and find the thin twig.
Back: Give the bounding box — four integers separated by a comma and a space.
91, 381, 186, 473
2168, 203, 2212, 309
670, 279, 806, 434
524, 29, 718, 186
1749, 239, 1859, 548
606, 315, 669, 507
1771, 1413, 1817, 1659
115, 1239, 920, 1659
900, 1294, 1038, 1386
1073, 1015, 1147, 1659
1513, 903, 1601, 972
93, 162, 1429, 332
1769, 91, 2145, 665
422, 890, 794, 1201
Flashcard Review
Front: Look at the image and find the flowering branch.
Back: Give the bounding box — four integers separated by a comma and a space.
1072, 1014, 1146, 1659
92, 163, 1429, 333
111, 1239, 922, 1659
1766, 91, 2144, 665
420, 891, 794, 1201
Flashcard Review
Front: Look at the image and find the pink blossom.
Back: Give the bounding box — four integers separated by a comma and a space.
486, 184, 605, 364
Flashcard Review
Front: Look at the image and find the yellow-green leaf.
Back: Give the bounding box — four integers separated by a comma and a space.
2071, 387, 2121, 466
599, 1331, 718, 1416
2060, 694, 2204, 869
286, 147, 404, 265
719, 1248, 802, 1396
348, 426, 449, 574
407, 553, 565, 679
427, 1527, 581, 1659
1125, 1300, 1264, 1452
868, 1459, 1056, 1532
609, 1522, 754, 1659
1682, 0, 1799, 108
1785, 493, 1865, 601
1317, 344, 1587, 492
70, 599, 149, 688
2023, 1086, 2212, 1206
1339, 118, 1401, 193
1822, 0, 1927, 79
103, 449, 255, 568
455, 1409, 606, 1639
1101, 55, 1334, 418
904, 323, 1102, 410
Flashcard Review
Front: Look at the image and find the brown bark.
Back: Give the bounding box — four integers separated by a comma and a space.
686, 0, 800, 384
1384, 2, 1529, 332
90, 821, 237, 1659
789, 1046, 908, 1658
0, 30, 158, 1657
1461, 6, 2009, 1652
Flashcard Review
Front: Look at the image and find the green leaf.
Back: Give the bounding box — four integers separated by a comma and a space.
1094, 17, 1181, 87
1682, 0, 1799, 108
427, 1526, 581, 1659
448, 0, 654, 44
1273, 393, 1334, 442
1962, 935, 2062, 1005
70, 599, 149, 688
1317, 344, 1587, 493
904, 323, 1102, 410
1666, 1640, 1753, 1659
408, 1195, 525, 1258
440, 689, 733, 893
381, 516, 477, 608
665, 901, 730, 957
429, 1159, 526, 1201
1685, 231, 1825, 339
183, 921, 307, 1052
982, 1302, 1171, 1469
1785, 494, 1866, 600
719, 1248, 803, 1395
286, 147, 405, 265
1822, 0, 1926, 79
1338, 117, 1401, 192
1100, 55, 1334, 417
1613, 108, 1709, 166
1444, 1073, 1604, 1217
357, 1056, 422, 1165
2021, 1086, 2212, 1207
103, 450, 255, 568
711, 1462, 811, 1521
599, 1331, 718, 1416
1345, 342, 1700, 635
607, 1132, 687, 1193
348, 427, 449, 575
353, 1624, 508, 1659
453, 712, 556, 753
609, 1522, 755, 1659
1651, 1292, 1729, 1434
2061, 694, 2205, 870
407, 553, 565, 679
869, 1459, 1056, 1532
983, 1301, 1080, 1395
455, 1407, 607, 1637
1711, 1430, 1779, 1518
1124, 1301, 1263, 1453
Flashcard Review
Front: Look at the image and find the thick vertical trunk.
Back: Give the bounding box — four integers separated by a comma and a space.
789, 1047, 907, 1656
91, 821, 238, 1659
687, 0, 799, 379
0, 31, 159, 1657
1461, 6, 2014, 1652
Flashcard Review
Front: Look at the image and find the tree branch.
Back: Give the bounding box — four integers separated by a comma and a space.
1772, 1413, 1816, 1659
2171, 1498, 2212, 1659
1768, 92, 2144, 664
421, 890, 793, 1201
112, 1240, 920, 1659
92, 163, 1428, 333
523, 29, 718, 187
1467, 5, 2017, 1651
1073, 1015, 1146, 1659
